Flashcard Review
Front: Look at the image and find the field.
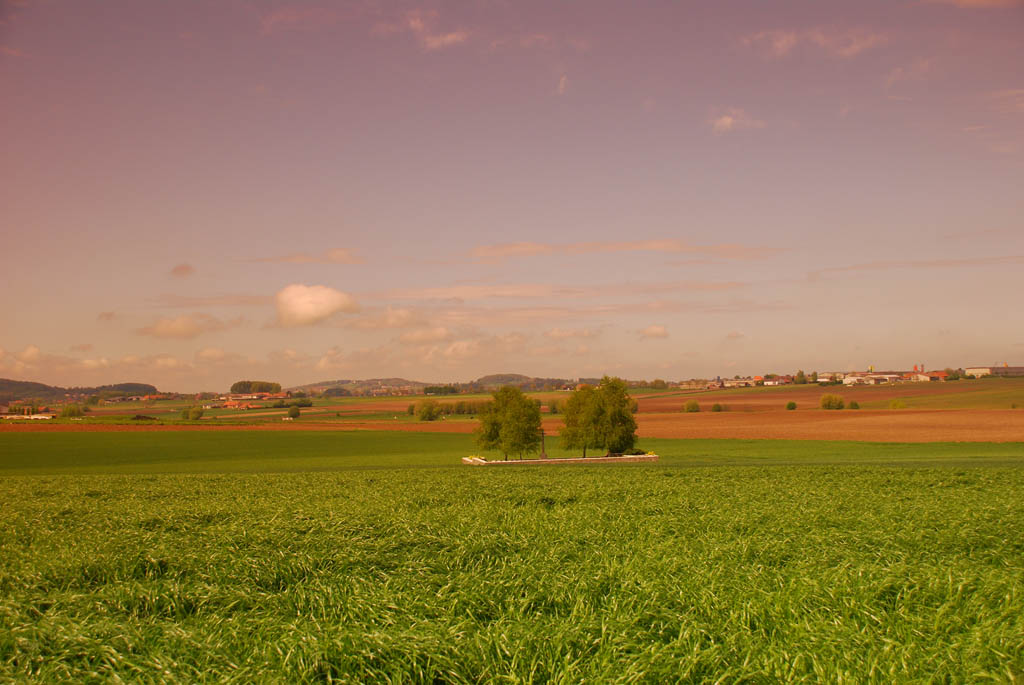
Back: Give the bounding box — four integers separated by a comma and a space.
2, 431, 1023, 681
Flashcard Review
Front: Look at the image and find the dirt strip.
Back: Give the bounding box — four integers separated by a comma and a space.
3, 410, 1023, 443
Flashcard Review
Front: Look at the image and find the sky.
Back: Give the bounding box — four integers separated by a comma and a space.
1, 0, 1023, 392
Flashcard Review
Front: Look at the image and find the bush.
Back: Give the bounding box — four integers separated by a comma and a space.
272, 400, 286, 408
60, 404, 83, 418
889, 399, 906, 410
848, 401, 860, 410
548, 400, 559, 415
684, 400, 700, 413
407, 404, 415, 416
188, 407, 204, 421
786, 401, 797, 411
711, 403, 725, 412
287, 405, 300, 419
820, 394, 845, 410
630, 399, 639, 414
291, 398, 313, 408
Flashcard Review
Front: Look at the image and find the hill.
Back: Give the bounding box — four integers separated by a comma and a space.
0, 379, 158, 403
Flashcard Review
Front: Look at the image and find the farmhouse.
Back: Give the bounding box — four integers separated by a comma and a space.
965, 365, 1024, 377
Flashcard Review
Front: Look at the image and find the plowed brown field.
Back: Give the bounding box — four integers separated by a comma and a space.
5, 410, 1024, 442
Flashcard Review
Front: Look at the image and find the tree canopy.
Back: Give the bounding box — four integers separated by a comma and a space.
474, 386, 542, 460
230, 381, 282, 394
560, 376, 638, 457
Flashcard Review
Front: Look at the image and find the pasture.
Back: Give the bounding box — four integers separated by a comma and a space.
1, 431, 1023, 681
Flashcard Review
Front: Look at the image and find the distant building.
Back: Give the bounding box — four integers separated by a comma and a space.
966, 366, 1024, 378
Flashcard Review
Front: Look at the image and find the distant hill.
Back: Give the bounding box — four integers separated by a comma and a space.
290, 374, 573, 395
0, 379, 159, 403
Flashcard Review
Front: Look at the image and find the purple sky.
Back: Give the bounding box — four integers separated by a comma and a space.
2, 0, 1023, 391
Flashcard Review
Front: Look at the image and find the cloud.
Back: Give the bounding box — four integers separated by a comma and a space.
557, 74, 568, 95
639, 325, 669, 340
388, 283, 583, 301
149, 294, 272, 308
725, 331, 745, 340
545, 327, 599, 340
70, 343, 94, 352
710, 107, 765, 134
470, 239, 775, 261
743, 27, 885, 59
252, 248, 363, 265
374, 10, 470, 51
1, 46, 26, 58
885, 58, 933, 89
810, 255, 1024, 279
741, 30, 799, 57
137, 314, 239, 339
990, 89, 1024, 114
345, 306, 420, 329
399, 327, 454, 344
170, 263, 195, 278
260, 6, 349, 35
925, 0, 1023, 7
195, 346, 230, 362
97, 311, 116, 322
275, 284, 360, 327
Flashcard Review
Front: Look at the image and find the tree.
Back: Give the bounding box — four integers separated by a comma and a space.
593, 376, 638, 455
416, 399, 442, 421
475, 386, 542, 460
188, 407, 204, 421
287, 405, 300, 419
559, 385, 602, 458
786, 401, 797, 410
809, 371, 818, 383
794, 370, 807, 385
60, 404, 83, 418
684, 400, 700, 413
711, 403, 724, 412
230, 380, 282, 394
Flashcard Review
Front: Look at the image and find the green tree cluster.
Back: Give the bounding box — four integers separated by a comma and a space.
229, 381, 282, 394
60, 404, 83, 418
180, 407, 204, 420
794, 370, 807, 385
560, 377, 637, 457
416, 399, 443, 421
475, 386, 542, 460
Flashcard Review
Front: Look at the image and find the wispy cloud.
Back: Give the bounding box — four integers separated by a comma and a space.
470, 239, 775, 261
70, 343, 94, 352
274, 284, 360, 327
810, 255, 1024, 279
886, 58, 933, 89
149, 294, 273, 308
169, 263, 195, 278
990, 89, 1024, 114
260, 6, 351, 36
373, 10, 470, 51
925, 0, 1024, 7
557, 74, 568, 95
398, 327, 454, 344
709, 107, 765, 134
97, 311, 116, 322
545, 327, 600, 340
1, 46, 26, 58
743, 27, 886, 59
251, 248, 364, 265
137, 314, 242, 339
639, 325, 669, 339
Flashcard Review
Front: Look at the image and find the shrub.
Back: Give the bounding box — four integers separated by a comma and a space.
711, 403, 725, 412
684, 400, 700, 413
820, 394, 845, 410
188, 407, 204, 421
889, 399, 906, 410
548, 400, 559, 415
60, 404, 83, 418
848, 401, 860, 410
407, 404, 415, 415
786, 401, 797, 411
287, 405, 300, 419
630, 399, 639, 414
291, 398, 313, 408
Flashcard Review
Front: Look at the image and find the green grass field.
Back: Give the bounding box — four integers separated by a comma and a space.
2, 432, 1022, 681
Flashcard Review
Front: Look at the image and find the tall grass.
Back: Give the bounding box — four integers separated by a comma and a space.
1, 464, 1022, 681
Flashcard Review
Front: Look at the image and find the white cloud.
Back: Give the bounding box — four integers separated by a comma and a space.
639, 325, 669, 339
743, 27, 886, 59
170, 263, 195, 278
710, 107, 765, 134
196, 347, 228, 362
275, 284, 360, 327
253, 248, 363, 265
885, 57, 933, 89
